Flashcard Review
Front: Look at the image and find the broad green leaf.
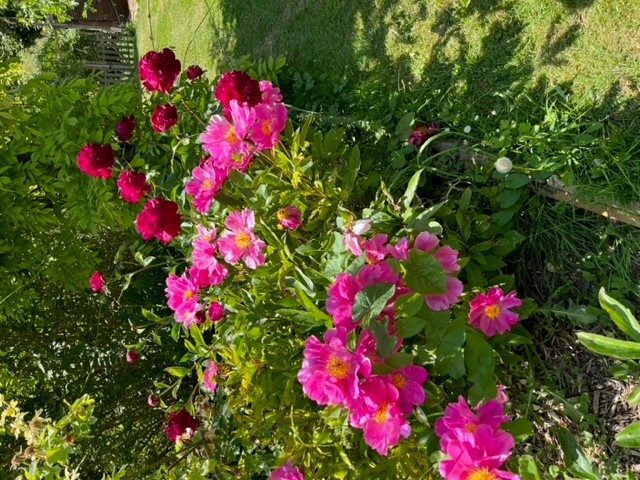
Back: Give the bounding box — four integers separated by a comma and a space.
556, 427, 599, 480
402, 168, 423, 209
615, 421, 640, 448
598, 287, 640, 341
576, 332, 640, 359
394, 292, 424, 318
627, 387, 640, 406
504, 173, 530, 188
46, 447, 68, 464
352, 283, 396, 324
385, 352, 414, 369
189, 325, 206, 348
465, 330, 496, 404
296, 287, 332, 323
503, 418, 534, 441
518, 455, 542, 480
397, 316, 426, 338
370, 319, 398, 359
165, 366, 190, 378
402, 250, 447, 295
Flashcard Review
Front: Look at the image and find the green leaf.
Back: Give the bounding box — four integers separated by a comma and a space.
503, 418, 534, 441
395, 292, 424, 318
465, 330, 496, 404
504, 173, 530, 189
576, 332, 640, 359
556, 427, 599, 480
384, 352, 414, 369
165, 366, 190, 378
296, 287, 332, 324
402, 168, 423, 209
370, 319, 398, 359
615, 421, 640, 448
627, 387, 640, 406
352, 283, 396, 324
598, 287, 640, 341
189, 325, 206, 348
46, 447, 68, 464
397, 316, 426, 338
518, 455, 542, 480
402, 250, 447, 295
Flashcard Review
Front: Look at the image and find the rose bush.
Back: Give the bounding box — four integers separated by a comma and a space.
53, 47, 551, 479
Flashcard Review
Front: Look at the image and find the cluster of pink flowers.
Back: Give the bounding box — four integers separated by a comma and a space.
164, 209, 266, 327
297, 225, 467, 455
190, 72, 287, 214
435, 393, 519, 480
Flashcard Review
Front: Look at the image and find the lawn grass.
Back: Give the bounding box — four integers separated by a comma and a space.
135, 0, 640, 107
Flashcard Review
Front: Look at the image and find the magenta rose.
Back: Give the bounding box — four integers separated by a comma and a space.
139, 48, 181, 94
150, 104, 178, 133
117, 171, 151, 204
89, 272, 105, 293
126, 350, 140, 364
214, 70, 262, 116
186, 65, 204, 81
115, 115, 135, 142
135, 198, 182, 244
77, 144, 115, 179
408, 122, 441, 148
208, 301, 225, 323
165, 410, 199, 443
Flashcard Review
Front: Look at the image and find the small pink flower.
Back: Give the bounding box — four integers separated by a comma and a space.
434, 245, 461, 274
425, 276, 463, 311
259, 80, 283, 105
126, 350, 140, 364
116, 115, 135, 142
434, 396, 510, 447
217, 209, 266, 269
414, 231, 439, 253
438, 425, 516, 480
408, 123, 440, 148
117, 171, 151, 204
191, 233, 229, 286
387, 365, 428, 414
89, 272, 105, 293
386, 237, 410, 261
165, 273, 200, 315
200, 100, 256, 171
139, 48, 181, 94
326, 273, 362, 332
343, 219, 371, 256
250, 102, 288, 150
270, 461, 304, 480
151, 104, 178, 133
277, 205, 302, 230
469, 287, 522, 337
202, 361, 219, 393
186, 65, 204, 81
361, 234, 389, 263
147, 395, 160, 408
136, 198, 182, 244
208, 301, 225, 322
348, 377, 411, 456
77, 144, 115, 179
165, 410, 199, 443
185, 161, 229, 214
298, 329, 371, 408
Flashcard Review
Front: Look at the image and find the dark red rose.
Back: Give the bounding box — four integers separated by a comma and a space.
214, 71, 261, 116
408, 122, 441, 148
135, 198, 182, 245
150, 104, 178, 133
89, 272, 105, 293
147, 395, 160, 408
77, 144, 115, 179
194, 309, 206, 325
139, 48, 181, 94
126, 350, 139, 364
208, 302, 225, 323
117, 171, 151, 204
165, 409, 199, 443
186, 65, 204, 81
116, 115, 136, 142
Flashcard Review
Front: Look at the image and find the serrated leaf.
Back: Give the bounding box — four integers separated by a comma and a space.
165, 366, 190, 378
395, 292, 424, 318
352, 283, 396, 324
402, 250, 447, 295
397, 316, 426, 338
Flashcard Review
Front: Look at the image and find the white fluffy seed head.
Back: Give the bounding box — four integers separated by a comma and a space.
495, 157, 513, 174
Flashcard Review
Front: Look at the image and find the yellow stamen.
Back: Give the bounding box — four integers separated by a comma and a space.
225, 126, 240, 145
184, 290, 196, 301
465, 422, 478, 433
391, 373, 406, 390
373, 403, 391, 424
201, 179, 213, 190
467, 468, 497, 480
484, 304, 501, 320
261, 120, 272, 136
327, 356, 350, 380
235, 232, 252, 249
